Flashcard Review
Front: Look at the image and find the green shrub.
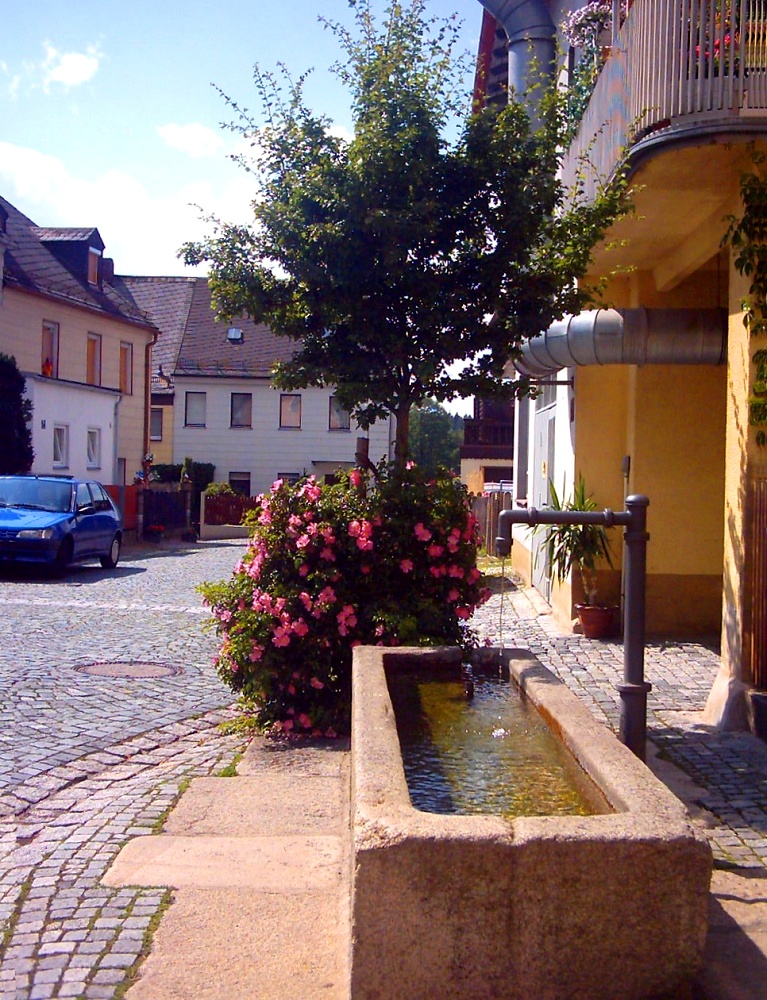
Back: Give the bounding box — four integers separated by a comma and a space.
200, 463, 490, 736
205, 482, 237, 497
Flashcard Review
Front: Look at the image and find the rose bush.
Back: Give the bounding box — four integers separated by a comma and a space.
200, 463, 490, 736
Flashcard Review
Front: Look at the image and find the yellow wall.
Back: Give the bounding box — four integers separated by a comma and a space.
0, 288, 153, 481
150, 400, 175, 465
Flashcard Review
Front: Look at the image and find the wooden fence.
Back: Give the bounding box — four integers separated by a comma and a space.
471, 491, 515, 553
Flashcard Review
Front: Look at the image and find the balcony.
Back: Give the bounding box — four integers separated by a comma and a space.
562, 0, 767, 201
460, 418, 514, 460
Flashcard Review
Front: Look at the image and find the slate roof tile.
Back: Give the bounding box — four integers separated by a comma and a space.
0, 196, 155, 331
118, 275, 297, 382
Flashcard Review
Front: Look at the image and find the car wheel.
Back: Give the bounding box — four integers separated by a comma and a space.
53, 537, 73, 577
100, 534, 121, 569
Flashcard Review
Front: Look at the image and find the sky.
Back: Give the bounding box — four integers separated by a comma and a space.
1, 0, 482, 278
1, 1, 481, 415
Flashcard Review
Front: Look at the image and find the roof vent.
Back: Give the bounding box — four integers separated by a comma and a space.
227, 327, 243, 343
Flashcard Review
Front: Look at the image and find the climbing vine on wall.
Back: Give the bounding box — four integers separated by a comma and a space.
723, 148, 767, 446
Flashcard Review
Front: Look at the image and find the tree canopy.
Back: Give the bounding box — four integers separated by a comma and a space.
182, 0, 627, 466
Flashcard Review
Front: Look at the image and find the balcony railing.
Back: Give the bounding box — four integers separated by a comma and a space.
462, 418, 514, 447
562, 0, 767, 199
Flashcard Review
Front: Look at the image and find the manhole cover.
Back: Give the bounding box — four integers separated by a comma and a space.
75, 661, 184, 678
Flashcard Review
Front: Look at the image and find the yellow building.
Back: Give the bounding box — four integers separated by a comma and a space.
0, 197, 157, 484
479, 0, 767, 728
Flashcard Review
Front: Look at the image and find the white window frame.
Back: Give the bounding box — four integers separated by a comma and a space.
150, 407, 163, 441
86, 428, 101, 469
42, 320, 59, 378
185, 391, 207, 427
53, 424, 69, 468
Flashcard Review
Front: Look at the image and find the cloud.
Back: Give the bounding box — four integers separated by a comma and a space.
156, 123, 227, 160
0, 59, 21, 99
0, 141, 254, 276
42, 42, 102, 92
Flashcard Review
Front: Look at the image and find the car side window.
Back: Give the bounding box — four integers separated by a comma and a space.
76, 483, 93, 511
90, 483, 111, 511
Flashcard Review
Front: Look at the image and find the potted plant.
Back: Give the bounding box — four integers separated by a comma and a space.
540, 476, 616, 638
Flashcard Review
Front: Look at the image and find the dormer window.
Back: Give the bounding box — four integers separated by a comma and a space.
87, 248, 101, 284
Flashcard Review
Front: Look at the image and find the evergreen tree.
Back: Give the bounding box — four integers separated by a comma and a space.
0, 354, 33, 474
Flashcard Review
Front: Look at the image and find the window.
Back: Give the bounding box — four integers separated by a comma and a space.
150, 407, 164, 441
278, 472, 301, 485
86, 428, 101, 469
535, 382, 556, 410
87, 248, 100, 284
185, 391, 206, 426
119, 342, 133, 394
230, 392, 252, 428
53, 424, 69, 468
228, 472, 251, 496
280, 393, 302, 429
90, 482, 113, 512
329, 395, 351, 431
86, 333, 102, 386
41, 320, 59, 378
76, 482, 92, 509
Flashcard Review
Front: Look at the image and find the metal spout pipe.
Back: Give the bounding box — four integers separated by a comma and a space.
496, 496, 652, 760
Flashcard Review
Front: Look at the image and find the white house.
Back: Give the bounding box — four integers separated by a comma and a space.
119, 276, 393, 494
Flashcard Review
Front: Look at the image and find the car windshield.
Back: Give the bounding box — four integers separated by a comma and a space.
0, 478, 73, 513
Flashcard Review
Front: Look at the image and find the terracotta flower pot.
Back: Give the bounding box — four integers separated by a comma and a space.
576, 603, 616, 639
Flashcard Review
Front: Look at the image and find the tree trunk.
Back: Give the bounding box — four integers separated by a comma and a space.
394, 404, 410, 471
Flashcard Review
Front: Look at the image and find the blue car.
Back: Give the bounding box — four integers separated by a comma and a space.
0, 475, 122, 573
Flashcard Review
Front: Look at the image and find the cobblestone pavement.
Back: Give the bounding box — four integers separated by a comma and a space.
473, 576, 767, 869
0, 540, 247, 1000
5, 540, 767, 997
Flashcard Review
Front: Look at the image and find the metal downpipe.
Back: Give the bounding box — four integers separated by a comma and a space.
479, 0, 556, 94
511, 308, 728, 377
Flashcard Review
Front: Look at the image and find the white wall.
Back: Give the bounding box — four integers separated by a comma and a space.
25, 373, 119, 482
172, 377, 393, 494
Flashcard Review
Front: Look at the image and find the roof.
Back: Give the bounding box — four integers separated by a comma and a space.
115, 277, 196, 382
33, 227, 105, 251
0, 196, 155, 330
118, 276, 297, 387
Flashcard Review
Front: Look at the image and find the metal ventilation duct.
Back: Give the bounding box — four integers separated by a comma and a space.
512, 308, 728, 377
479, 0, 556, 93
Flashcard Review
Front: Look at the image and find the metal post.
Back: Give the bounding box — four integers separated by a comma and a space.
618, 495, 651, 760
495, 494, 652, 760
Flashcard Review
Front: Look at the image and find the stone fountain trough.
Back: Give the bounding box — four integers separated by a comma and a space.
350, 646, 711, 1000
